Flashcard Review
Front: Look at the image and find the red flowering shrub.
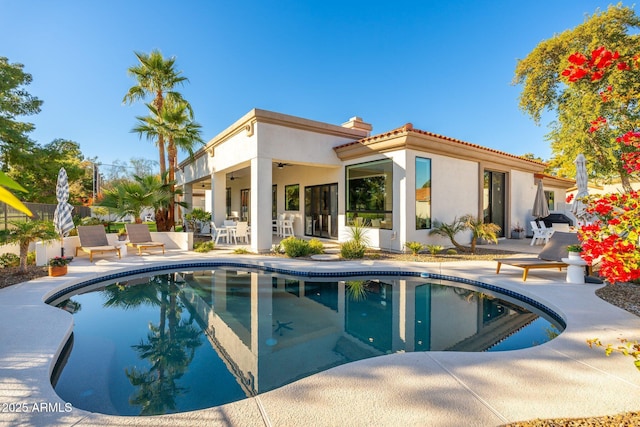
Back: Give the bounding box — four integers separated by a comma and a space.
563, 46, 640, 284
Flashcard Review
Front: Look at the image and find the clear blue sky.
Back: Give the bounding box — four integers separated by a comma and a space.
0, 1, 627, 172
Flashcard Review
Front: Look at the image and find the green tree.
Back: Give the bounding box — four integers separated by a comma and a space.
7, 139, 87, 204
2, 220, 58, 273
132, 101, 202, 230
0, 57, 42, 169
513, 4, 640, 188
98, 173, 186, 227
0, 57, 43, 215
123, 50, 189, 178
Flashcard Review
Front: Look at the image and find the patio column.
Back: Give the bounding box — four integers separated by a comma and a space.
250, 157, 272, 253
212, 170, 226, 225
182, 183, 193, 221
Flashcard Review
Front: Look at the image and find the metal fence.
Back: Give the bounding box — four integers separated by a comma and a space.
0, 202, 92, 230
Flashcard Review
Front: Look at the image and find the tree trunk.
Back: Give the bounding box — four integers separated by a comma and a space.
155, 208, 170, 232
19, 242, 29, 273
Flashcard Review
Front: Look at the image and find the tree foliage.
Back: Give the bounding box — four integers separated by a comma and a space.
6, 139, 88, 204
0, 57, 42, 167
513, 4, 640, 182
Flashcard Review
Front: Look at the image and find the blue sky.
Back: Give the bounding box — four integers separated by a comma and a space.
0, 1, 627, 172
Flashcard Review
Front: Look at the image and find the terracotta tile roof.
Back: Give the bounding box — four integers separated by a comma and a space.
334, 123, 547, 166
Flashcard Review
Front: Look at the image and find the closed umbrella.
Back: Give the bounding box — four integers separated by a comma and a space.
532, 179, 549, 219
571, 153, 590, 225
53, 168, 74, 256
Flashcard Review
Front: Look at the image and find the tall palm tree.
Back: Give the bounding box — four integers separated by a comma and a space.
123, 49, 189, 177
133, 102, 202, 229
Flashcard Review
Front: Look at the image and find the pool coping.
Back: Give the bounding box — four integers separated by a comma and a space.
1, 251, 639, 426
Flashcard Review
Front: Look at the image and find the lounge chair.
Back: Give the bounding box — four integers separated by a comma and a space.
496, 231, 580, 281
75, 225, 121, 262
125, 224, 165, 255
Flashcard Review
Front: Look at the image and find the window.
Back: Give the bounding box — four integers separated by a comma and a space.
285, 184, 299, 211
415, 157, 431, 229
226, 187, 231, 218
544, 190, 555, 210
272, 184, 277, 219
346, 159, 393, 228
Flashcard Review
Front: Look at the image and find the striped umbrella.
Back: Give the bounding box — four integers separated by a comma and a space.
571, 154, 590, 224
53, 168, 74, 256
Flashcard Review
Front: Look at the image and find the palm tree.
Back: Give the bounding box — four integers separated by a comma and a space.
3, 220, 58, 273
132, 102, 203, 229
429, 216, 468, 252
123, 50, 189, 177
462, 214, 501, 254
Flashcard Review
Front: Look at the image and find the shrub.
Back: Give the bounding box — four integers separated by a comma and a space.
272, 243, 284, 254
405, 241, 425, 255
281, 237, 311, 257
194, 241, 215, 253
308, 238, 324, 255
426, 244, 444, 256
27, 251, 36, 265
0, 253, 19, 268
341, 240, 366, 259
233, 247, 251, 254
446, 248, 457, 255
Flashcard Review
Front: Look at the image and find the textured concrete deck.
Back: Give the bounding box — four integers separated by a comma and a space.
1, 241, 639, 426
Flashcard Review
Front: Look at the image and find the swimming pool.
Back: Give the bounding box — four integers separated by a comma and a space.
49, 264, 564, 416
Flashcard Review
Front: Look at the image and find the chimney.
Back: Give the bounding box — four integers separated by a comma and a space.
342, 116, 372, 136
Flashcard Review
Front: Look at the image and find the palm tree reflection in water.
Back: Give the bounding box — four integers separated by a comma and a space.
102, 273, 203, 415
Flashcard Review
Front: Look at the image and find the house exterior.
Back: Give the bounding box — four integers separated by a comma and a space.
177, 108, 574, 252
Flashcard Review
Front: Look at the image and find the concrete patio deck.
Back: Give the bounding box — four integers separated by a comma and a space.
1, 239, 639, 426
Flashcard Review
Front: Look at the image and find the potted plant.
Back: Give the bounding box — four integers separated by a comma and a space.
511, 224, 525, 239
48, 256, 73, 277
117, 228, 128, 241
567, 244, 583, 259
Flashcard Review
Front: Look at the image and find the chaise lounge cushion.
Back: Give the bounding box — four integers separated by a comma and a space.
496, 232, 580, 281
75, 225, 121, 262
125, 224, 165, 255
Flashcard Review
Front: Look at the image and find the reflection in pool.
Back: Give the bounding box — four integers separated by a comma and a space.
53, 267, 563, 416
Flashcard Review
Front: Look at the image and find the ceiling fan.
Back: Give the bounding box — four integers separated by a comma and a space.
275, 162, 292, 169
229, 172, 236, 181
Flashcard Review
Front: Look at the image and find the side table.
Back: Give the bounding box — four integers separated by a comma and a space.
561, 257, 587, 284
115, 241, 128, 257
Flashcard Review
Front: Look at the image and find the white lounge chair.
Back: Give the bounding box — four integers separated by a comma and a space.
530, 220, 553, 246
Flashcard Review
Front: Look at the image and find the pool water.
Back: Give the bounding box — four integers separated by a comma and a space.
53, 267, 562, 416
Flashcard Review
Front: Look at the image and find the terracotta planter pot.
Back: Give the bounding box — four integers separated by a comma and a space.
48, 265, 68, 277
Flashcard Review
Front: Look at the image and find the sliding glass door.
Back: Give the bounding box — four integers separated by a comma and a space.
304, 183, 338, 239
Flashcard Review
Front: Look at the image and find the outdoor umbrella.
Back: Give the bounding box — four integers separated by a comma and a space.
571, 153, 590, 225
532, 179, 549, 219
53, 167, 74, 257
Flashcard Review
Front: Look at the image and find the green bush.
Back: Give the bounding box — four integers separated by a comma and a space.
281, 237, 311, 257
0, 253, 19, 268
404, 241, 425, 255
308, 238, 324, 255
233, 247, 251, 254
426, 244, 444, 256
446, 248, 457, 255
27, 251, 36, 265
194, 241, 215, 253
341, 240, 366, 259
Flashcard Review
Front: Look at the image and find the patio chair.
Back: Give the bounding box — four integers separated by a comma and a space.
235, 221, 250, 243
125, 224, 165, 256
281, 215, 294, 238
75, 225, 121, 262
211, 222, 231, 245
496, 231, 579, 281
530, 220, 553, 246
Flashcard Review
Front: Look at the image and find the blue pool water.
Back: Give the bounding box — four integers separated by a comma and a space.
52, 266, 563, 416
